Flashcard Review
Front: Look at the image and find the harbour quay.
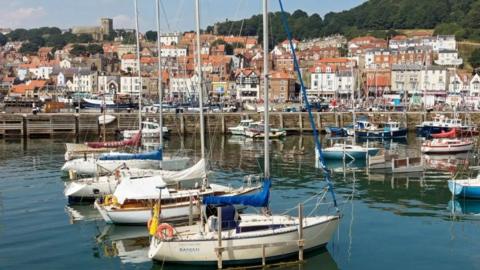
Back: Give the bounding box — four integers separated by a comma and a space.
0, 111, 475, 138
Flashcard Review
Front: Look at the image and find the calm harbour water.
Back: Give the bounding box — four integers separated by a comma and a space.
0, 134, 479, 270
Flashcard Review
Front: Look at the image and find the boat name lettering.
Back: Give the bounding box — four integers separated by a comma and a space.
179, 247, 200, 253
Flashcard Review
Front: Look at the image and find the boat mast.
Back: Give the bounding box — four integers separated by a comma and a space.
263, 0, 270, 179
351, 63, 356, 131
195, 0, 206, 159
155, 0, 164, 148
134, 0, 143, 131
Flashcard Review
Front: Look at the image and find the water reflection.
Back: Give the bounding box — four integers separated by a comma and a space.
448, 199, 480, 216
65, 205, 102, 224
150, 249, 338, 270
2, 134, 479, 269
96, 225, 150, 264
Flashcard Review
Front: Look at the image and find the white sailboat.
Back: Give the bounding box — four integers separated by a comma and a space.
64, 158, 207, 202
123, 121, 169, 139
93, 175, 256, 224
148, 1, 340, 266
61, 150, 190, 175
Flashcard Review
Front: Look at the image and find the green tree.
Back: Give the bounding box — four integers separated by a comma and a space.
7, 29, 29, 41
121, 32, 136, 44
62, 32, 78, 44
77, 34, 93, 43
45, 34, 67, 50
145, 31, 157, 42
19, 42, 40, 55
70, 44, 88, 56
0, 33, 7, 46
469, 48, 480, 69
86, 44, 104, 55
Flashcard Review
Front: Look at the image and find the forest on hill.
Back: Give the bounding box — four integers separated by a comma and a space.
206, 0, 480, 43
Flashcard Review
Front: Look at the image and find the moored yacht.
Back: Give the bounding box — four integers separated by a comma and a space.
123, 121, 169, 139
244, 122, 286, 139
94, 175, 260, 224
323, 143, 379, 160
228, 119, 255, 136
421, 138, 474, 154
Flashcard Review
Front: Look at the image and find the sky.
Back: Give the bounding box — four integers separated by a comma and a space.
0, 0, 365, 32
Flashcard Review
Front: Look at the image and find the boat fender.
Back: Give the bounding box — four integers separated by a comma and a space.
155, 223, 175, 239
148, 204, 161, 236
103, 195, 112, 205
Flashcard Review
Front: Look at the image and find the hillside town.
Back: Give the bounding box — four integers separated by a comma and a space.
0, 18, 478, 112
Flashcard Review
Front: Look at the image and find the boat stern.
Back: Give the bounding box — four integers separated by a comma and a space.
448, 180, 464, 196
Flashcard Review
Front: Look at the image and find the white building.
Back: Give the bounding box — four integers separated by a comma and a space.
234, 69, 260, 101
17, 65, 54, 80
71, 70, 98, 93
470, 74, 480, 96
391, 64, 422, 95
120, 54, 138, 73
435, 50, 463, 66
161, 46, 188, 58
448, 72, 470, 95
98, 75, 120, 94
169, 74, 199, 98
30, 66, 54, 80
419, 66, 448, 104
309, 65, 354, 99
434, 35, 457, 52
120, 76, 142, 95
59, 59, 72, 69
160, 32, 181, 46
281, 39, 298, 51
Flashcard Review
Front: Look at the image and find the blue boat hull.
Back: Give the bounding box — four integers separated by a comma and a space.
81, 101, 137, 109
355, 128, 407, 139
415, 126, 449, 137
326, 126, 347, 137
448, 180, 480, 199
323, 149, 379, 160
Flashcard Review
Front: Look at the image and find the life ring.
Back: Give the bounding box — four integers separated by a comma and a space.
155, 223, 175, 239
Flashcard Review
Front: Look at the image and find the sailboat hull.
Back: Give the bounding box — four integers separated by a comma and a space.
61, 157, 190, 175
323, 149, 378, 160
148, 216, 339, 265
94, 200, 200, 224
355, 128, 407, 139
448, 179, 480, 198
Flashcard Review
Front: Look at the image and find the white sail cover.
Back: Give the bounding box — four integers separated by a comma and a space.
126, 158, 207, 183
114, 175, 170, 204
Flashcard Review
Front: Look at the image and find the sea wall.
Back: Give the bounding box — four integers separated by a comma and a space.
0, 111, 476, 138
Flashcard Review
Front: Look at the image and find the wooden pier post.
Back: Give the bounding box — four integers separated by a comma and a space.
221, 114, 226, 134
279, 113, 284, 129
75, 114, 79, 141
298, 114, 303, 133
22, 115, 27, 139
217, 206, 223, 269
180, 114, 185, 134
298, 203, 304, 262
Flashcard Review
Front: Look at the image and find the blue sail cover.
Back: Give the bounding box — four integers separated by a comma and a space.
203, 179, 271, 207
99, 149, 162, 161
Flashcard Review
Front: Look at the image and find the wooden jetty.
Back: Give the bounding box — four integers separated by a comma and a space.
0, 111, 475, 138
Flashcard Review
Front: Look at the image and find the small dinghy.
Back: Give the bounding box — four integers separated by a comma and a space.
98, 115, 116, 125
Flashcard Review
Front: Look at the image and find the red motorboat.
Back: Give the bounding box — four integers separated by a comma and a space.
86, 131, 142, 149
431, 128, 456, 139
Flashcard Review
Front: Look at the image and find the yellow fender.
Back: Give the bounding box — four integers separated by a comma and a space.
148, 203, 160, 236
